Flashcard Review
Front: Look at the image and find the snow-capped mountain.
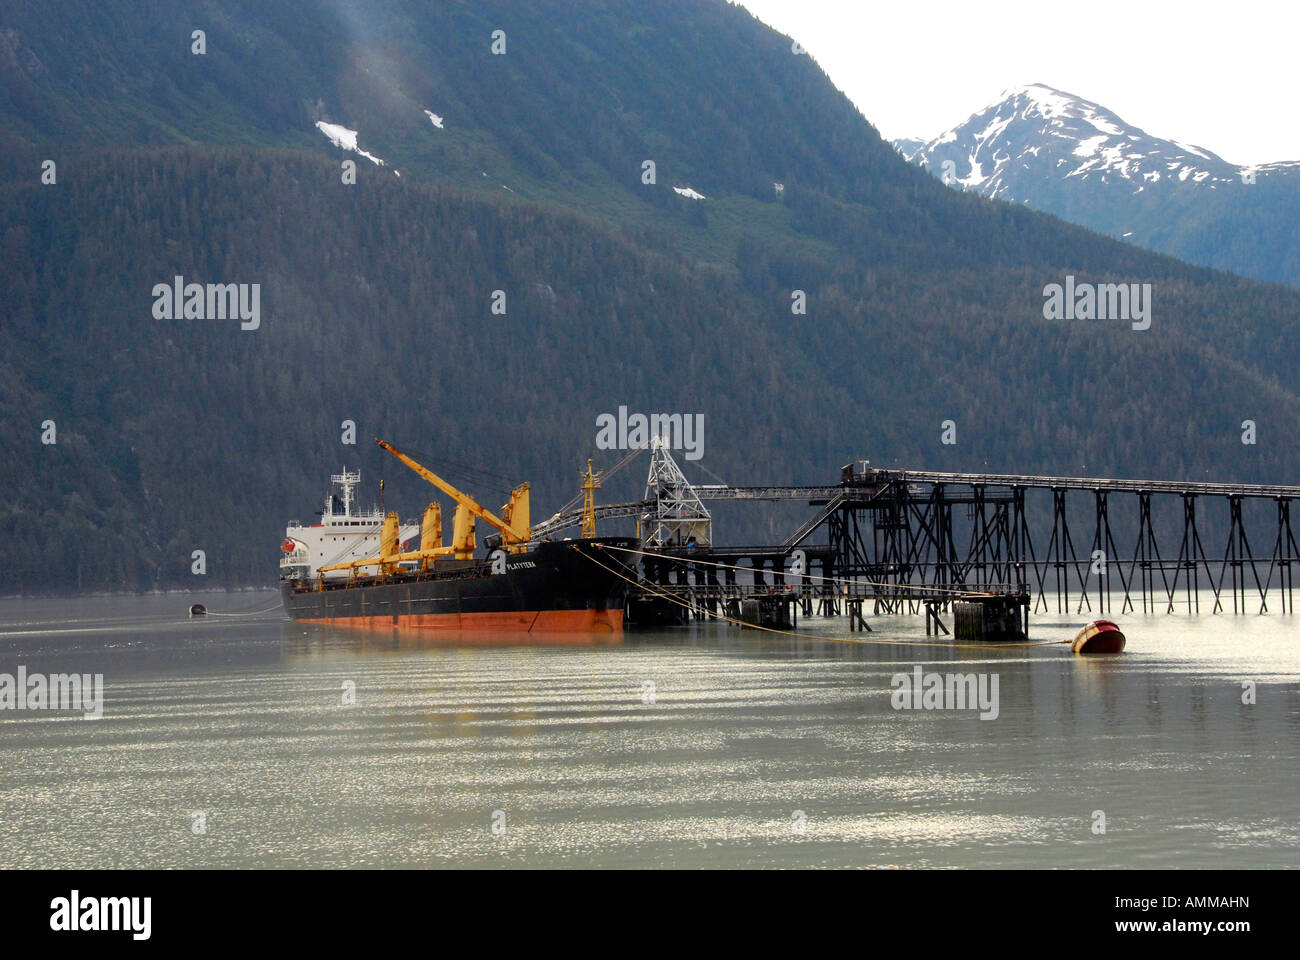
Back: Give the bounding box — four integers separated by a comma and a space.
896, 84, 1300, 286
900, 83, 1259, 198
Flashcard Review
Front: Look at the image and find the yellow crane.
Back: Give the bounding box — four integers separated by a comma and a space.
319, 440, 531, 576
376, 439, 530, 553
581, 458, 601, 538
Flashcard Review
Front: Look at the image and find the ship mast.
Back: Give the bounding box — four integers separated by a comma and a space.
580, 459, 601, 538
330, 468, 361, 517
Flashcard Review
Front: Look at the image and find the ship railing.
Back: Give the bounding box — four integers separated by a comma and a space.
289, 560, 493, 592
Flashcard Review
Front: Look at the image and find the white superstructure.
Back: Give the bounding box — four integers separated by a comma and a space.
279, 468, 419, 580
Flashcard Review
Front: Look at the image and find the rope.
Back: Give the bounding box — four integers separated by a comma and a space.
576, 546, 1069, 650
600, 544, 1017, 600
200, 601, 285, 617
549, 446, 649, 519
402, 444, 519, 496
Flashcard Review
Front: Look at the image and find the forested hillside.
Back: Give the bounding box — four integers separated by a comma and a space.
3, 1, 1300, 592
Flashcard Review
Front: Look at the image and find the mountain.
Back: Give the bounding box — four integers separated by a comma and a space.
896, 83, 1300, 287
4, 3, 1300, 593
0, 0, 901, 273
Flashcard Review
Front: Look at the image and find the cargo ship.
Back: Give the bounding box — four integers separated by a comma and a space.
279, 440, 637, 632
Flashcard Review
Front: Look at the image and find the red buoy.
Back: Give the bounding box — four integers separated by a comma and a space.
1072, 619, 1126, 654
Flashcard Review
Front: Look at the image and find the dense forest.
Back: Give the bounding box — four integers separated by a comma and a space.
3, 0, 1300, 592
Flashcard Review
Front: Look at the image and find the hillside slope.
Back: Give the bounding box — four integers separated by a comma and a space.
3, 3, 1300, 592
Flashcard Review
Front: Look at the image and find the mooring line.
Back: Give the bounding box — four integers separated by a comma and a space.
576, 546, 1068, 650
201, 602, 285, 617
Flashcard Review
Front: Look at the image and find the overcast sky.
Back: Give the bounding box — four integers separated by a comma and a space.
734, 0, 1298, 166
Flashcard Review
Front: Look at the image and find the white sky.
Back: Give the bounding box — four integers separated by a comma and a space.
734, 0, 1299, 166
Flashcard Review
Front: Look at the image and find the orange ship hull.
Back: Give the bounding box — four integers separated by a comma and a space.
295, 607, 623, 633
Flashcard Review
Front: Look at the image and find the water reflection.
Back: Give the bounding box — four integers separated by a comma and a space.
0, 589, 1295, 868
281, 619, 627, 660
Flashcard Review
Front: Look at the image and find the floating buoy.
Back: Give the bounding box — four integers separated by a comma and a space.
1072, 619, 1125, 654
189, 603, 207, 617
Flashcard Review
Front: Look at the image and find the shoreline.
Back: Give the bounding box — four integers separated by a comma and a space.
0, 585, 278, 602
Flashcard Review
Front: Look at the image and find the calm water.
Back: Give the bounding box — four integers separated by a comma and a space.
0, 590, 1296, 869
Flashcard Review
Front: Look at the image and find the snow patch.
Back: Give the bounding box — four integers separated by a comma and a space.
1065, 158, 1099, 179
1073, 135, 1107, 158
424, 110, 445, 129
957, 158, 986, 188
673, 186, 706, 200
315, 121, 386, 166
976, 112, 1014, 145
1173, 140, 1212, 160
1008, 83, 1076, 119
1083, 111, 1123, 136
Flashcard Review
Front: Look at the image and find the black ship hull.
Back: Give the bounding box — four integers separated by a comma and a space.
280, 538, 637, 633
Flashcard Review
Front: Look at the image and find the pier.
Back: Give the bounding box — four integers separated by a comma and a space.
536, 440, 1300, 632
